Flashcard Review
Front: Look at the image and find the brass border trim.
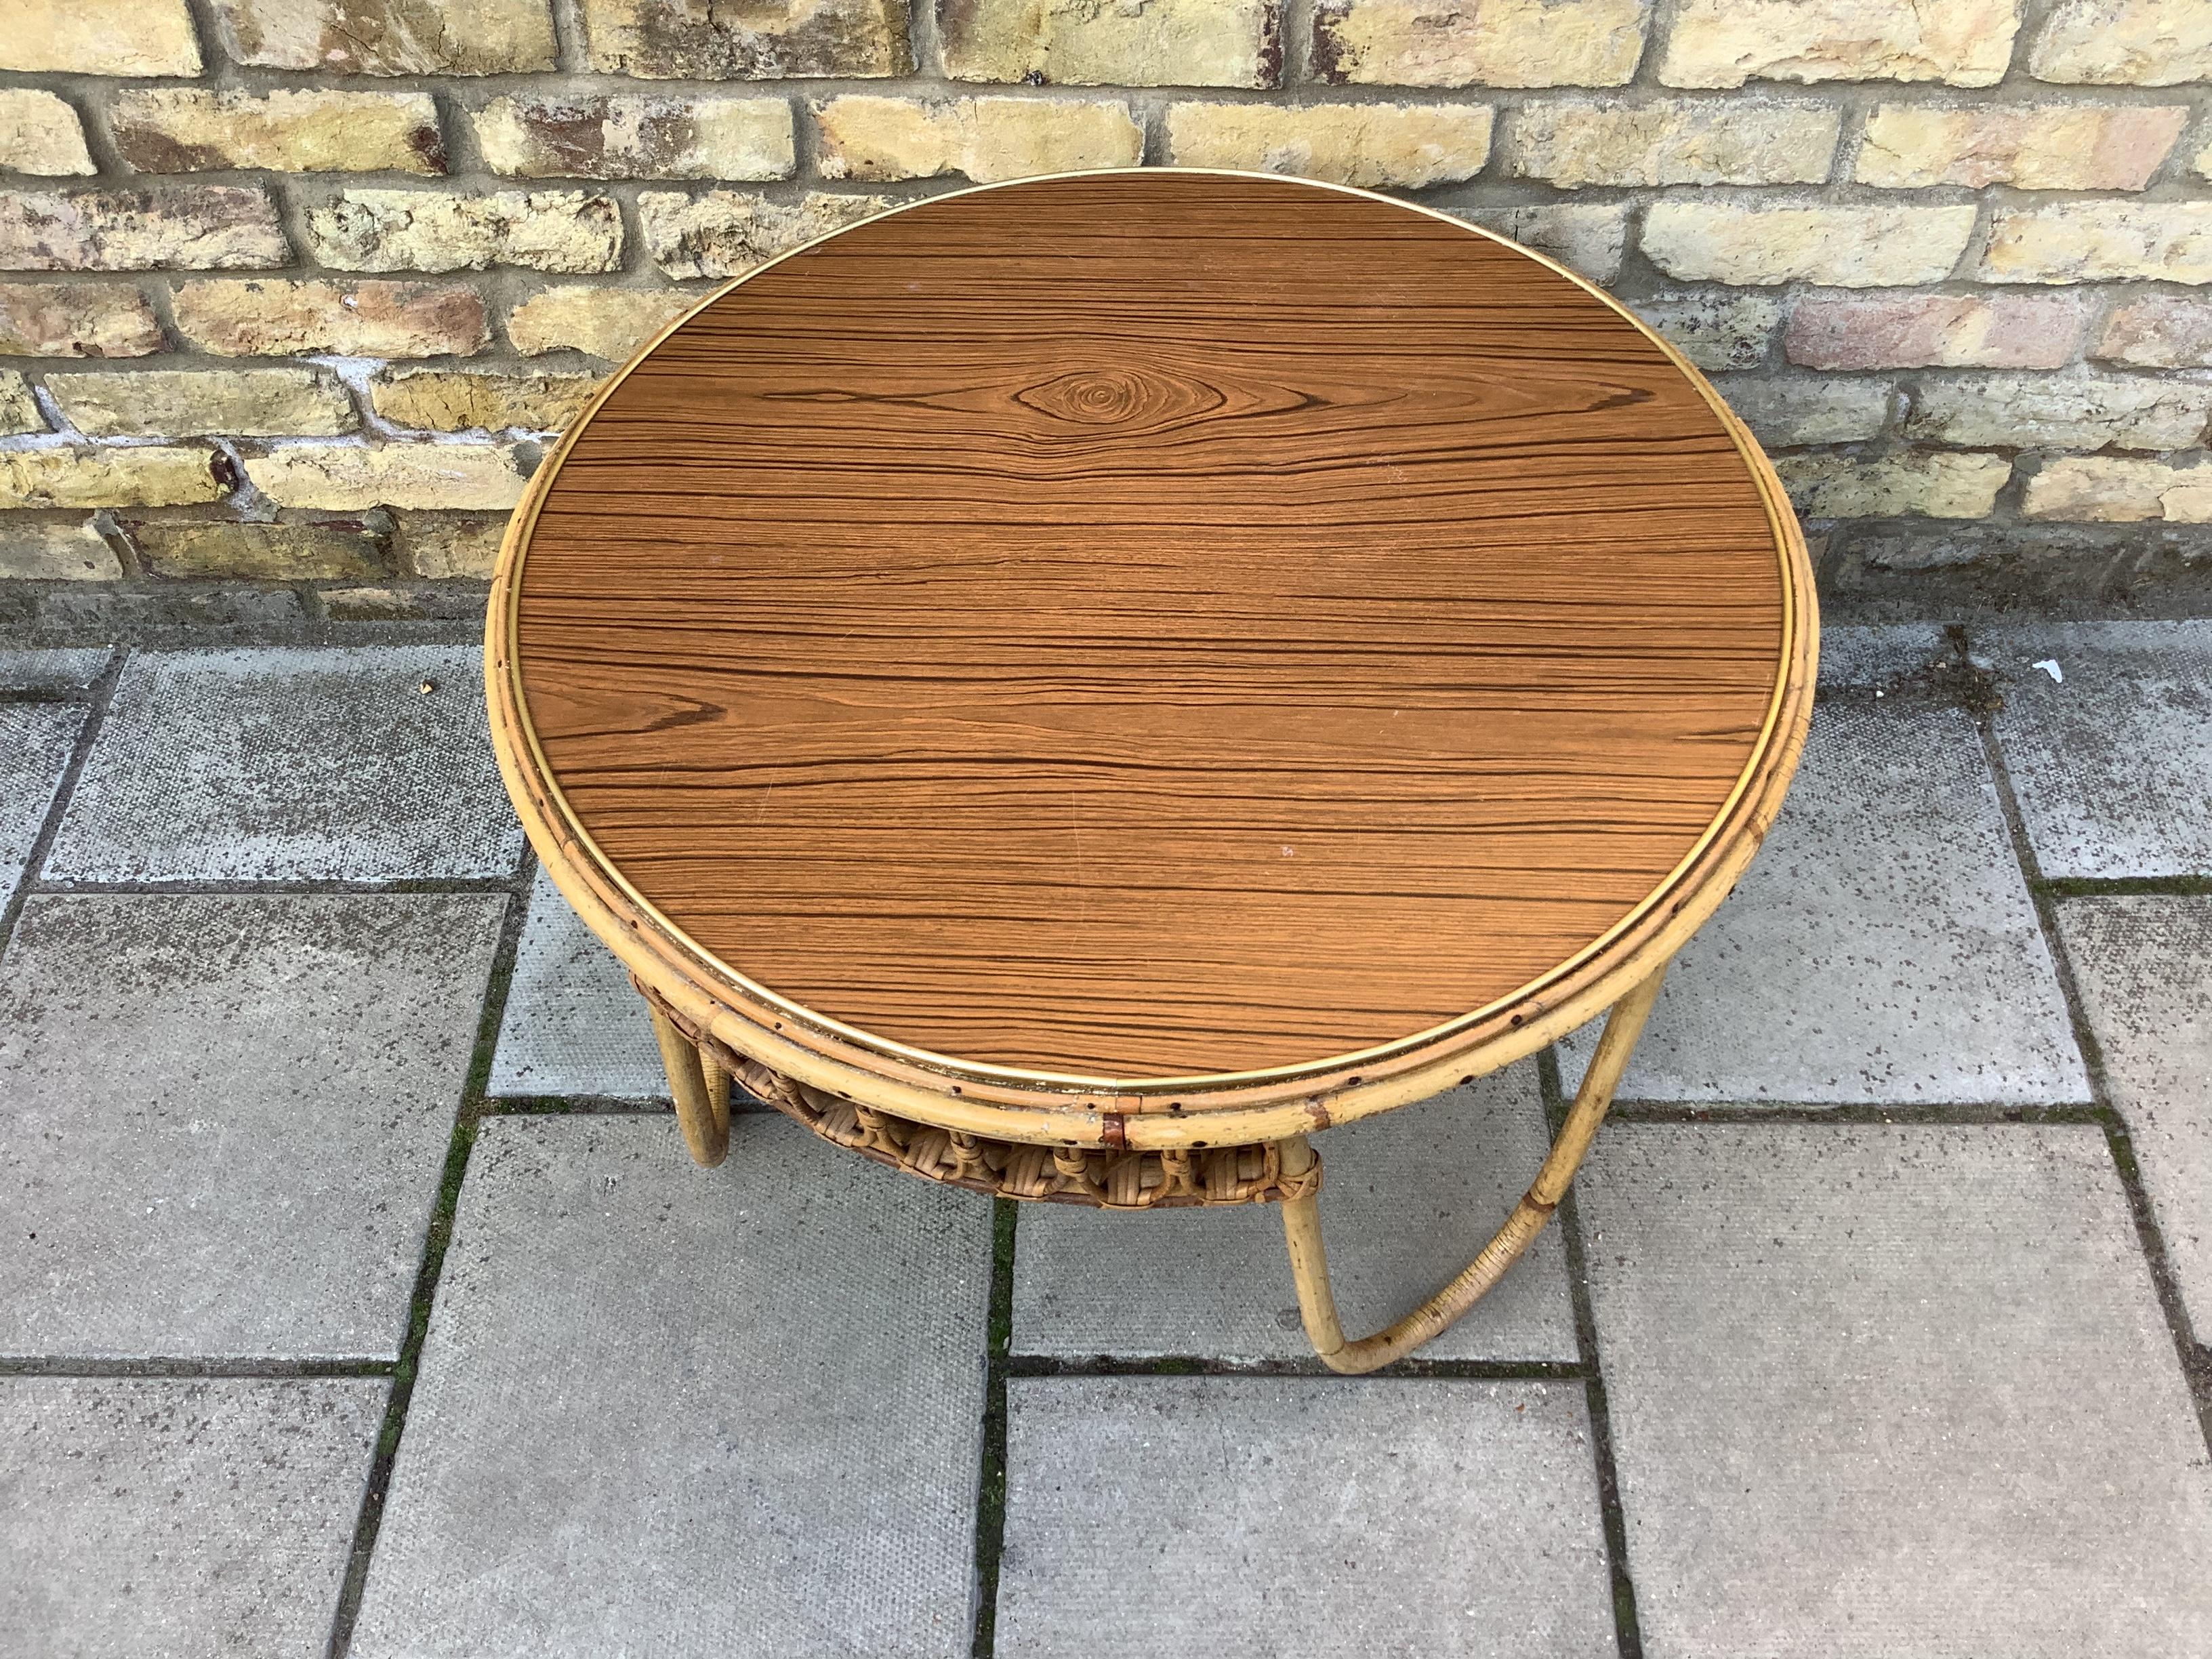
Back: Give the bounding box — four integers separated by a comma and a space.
491, 165, 1812, 1094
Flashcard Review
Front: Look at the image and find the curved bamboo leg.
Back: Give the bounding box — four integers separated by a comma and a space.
649, 1002, 729, 1167
1280, 965, 1667, 1374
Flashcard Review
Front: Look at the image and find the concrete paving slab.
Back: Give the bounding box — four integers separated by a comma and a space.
1579, 1122, 2212, 1658
1010, 1065, 1577, 1361
1, 703, 84, 901
0, 647, 109, 692
489, 865, 664, 1099
0, 893, 506, 1360
1816, 623, 1951, 690
1559, 701, 2087, 1103
0, 1376, 385, 1659
996, 1374, 1615, 1658
1983, 620, 2212, 878
2058, 895, 2212, 1338
350, 1114, 991, 1659
43, 645, 523, 882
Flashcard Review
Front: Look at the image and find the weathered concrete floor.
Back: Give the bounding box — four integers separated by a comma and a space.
1, 626, 2209, 1658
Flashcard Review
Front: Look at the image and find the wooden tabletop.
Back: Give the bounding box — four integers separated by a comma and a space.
503, 171, 1811, 1089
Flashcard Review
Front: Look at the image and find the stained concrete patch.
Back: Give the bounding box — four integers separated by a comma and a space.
1580, 1122, 2212, 1658
1010, 1066, 1577, 1361
0, 702, 85, 900
43, 645, 524, 882
349, 1115, 990, 1659
489, 865, 664, 1098
0, 647, 109, 691
2058, 895, 2212, 1337
996, 1374, 1616, 1658
0, 1376, 385, 1659
1983, 620, 2212, 878
1559, 701, 2087, 1103
0, 893, 506, 1360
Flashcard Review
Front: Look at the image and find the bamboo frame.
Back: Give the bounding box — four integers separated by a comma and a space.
1279, 966, 1665, 1374
637, 960, 1666, 1364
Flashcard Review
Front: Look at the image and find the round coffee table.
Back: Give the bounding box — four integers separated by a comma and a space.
487, 170, 1816, 1374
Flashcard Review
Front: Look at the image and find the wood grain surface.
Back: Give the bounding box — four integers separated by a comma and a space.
511, 171, 1797, 1081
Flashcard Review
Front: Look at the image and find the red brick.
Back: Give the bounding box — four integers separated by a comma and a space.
1786, 291, 2089, 370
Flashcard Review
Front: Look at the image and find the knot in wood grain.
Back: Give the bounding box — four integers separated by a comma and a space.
1016, 365, 1225, 432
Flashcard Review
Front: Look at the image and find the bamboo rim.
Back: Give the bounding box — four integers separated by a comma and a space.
487, 166, 1818, 1125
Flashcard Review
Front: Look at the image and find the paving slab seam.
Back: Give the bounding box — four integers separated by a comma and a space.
1610, 1101, 2111, 1124
9, 622, 489, 653
26, 876, 528, 897
1540, 1047, 1645, 1659
998, 1353, 1591, 1379
0, 647, 127, 960
970, 1198, 1017, 1659
0, 1356, 396, 1378
0, 685, 115, 708
1954, 623, 2212, 1456
322, 848, 537, 1659
2040, 875, 2212, 899
478, 1097, 680, 1115
478, 1094, 775, 1118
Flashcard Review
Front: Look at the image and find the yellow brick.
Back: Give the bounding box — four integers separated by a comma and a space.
0, 370, 43, 435
172, 279, 489, 358
0, 188, 287, 273
305, 190, 621, 275
49, 368, 357, 438
1316, 0, 1647, 89
944, 0, 1275, 88
213, 0, 556, 74
1643, 201, 1976, 286
1506, 98, 1838, 186
474, 95, 793, 181
814, 96, 1142, 184
580, 0, 904, 77
1774, 451, 2010, 518
394, 512, 507, 578
0, 447, 226, 509
1165, 102, 1494, 188
111, 89, 445, 175
370, 369, 596, 432
1660, 0, 2020, 88
2030, 0, 2212, 85
1856, 103, 2186, 190
1, 0, 201, 75
0, 91, 96, 177
245, 443, 527, 511
131, 519, 386, 579
0, 517, 123, 579
505, 286, 697, 361
1981, 202, 2212, 283
0, 283, 165, 358
2022, 456, 2212, 522
637, 191, 890, 281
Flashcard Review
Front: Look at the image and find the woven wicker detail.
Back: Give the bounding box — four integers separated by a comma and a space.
724, 1046, 1317, 1208
626, 977, 1317, 1206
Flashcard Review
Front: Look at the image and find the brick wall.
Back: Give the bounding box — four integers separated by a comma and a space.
2, 0, 2210, 633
